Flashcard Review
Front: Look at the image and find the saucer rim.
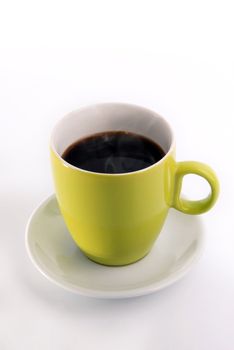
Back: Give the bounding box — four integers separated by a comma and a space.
25, 194, 205, 299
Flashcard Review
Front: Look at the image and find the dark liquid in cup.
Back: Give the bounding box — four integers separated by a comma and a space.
62, 131, 165, 174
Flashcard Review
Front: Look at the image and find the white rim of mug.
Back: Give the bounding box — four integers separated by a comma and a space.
50, 102, 176, 176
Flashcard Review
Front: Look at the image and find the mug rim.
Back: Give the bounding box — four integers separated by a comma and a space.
50, 102, 175, 177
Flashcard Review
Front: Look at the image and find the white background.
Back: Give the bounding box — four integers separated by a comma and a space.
0, 1, 234, 349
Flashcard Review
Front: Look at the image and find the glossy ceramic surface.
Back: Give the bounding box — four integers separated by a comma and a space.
50, 103, 218, 265
26, 195, 204, 299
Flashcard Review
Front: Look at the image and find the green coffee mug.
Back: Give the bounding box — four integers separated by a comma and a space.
50, 103, 219, 266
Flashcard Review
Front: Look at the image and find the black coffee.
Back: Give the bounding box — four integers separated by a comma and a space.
62, 131, 165, 174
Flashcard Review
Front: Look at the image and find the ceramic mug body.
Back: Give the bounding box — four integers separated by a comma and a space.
51, 103, 219, 266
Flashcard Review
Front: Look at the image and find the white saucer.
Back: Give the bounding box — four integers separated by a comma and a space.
26, 195, 204, 299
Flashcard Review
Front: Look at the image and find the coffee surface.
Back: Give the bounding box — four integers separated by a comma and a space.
62, 131, 165, 174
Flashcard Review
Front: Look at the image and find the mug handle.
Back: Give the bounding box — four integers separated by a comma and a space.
172, 161, 219, 214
